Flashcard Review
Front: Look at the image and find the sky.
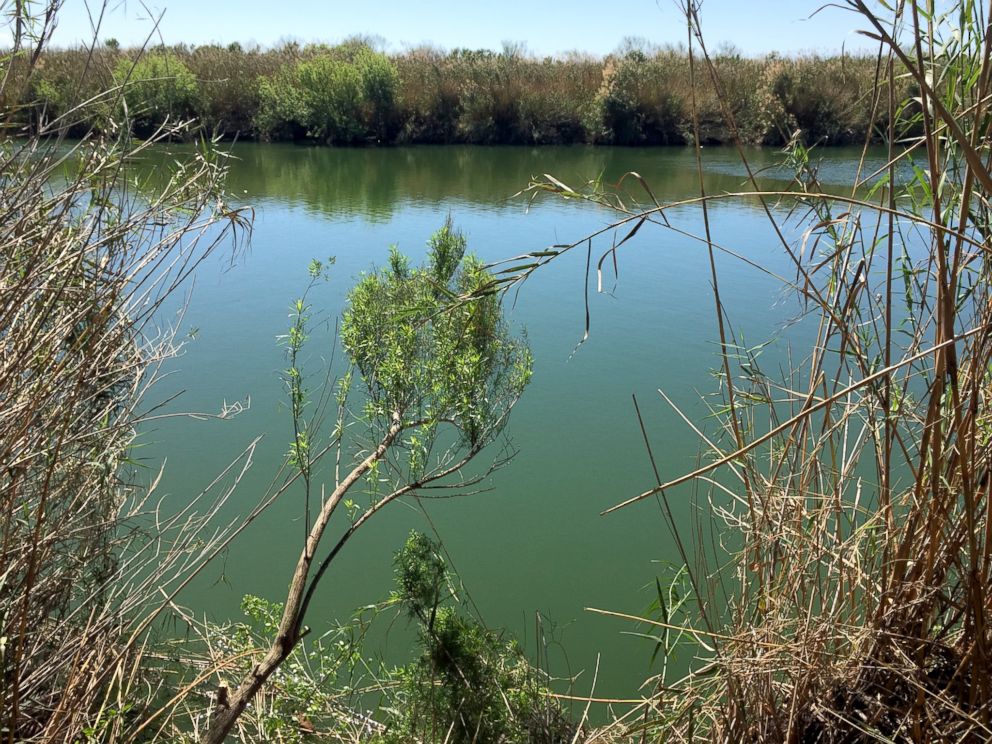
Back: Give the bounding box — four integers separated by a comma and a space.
48, 0, 876, 56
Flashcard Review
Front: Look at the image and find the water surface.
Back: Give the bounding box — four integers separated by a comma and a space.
143, 143, 875, 701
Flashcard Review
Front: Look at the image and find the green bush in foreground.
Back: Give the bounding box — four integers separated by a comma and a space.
171, 532, 572, 743
386, 531, 575, 744
199, 221, 533, 743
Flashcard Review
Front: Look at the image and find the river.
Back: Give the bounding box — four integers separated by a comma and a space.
142, 142, 882, 702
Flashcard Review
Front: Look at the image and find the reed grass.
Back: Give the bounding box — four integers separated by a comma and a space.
0, 3, 253, 740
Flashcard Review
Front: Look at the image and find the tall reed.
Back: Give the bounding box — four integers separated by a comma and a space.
0, 3, 251, 740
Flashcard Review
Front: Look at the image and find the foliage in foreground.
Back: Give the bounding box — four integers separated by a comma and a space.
155, 594, 377, 743
198, 222, 532, 743
386, 531, 574, 744
171, 533, 573, 743
0, 4, 251, 741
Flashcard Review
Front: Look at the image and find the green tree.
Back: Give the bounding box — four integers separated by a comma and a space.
296, 54, 364, 144
255, 49, 398, 144
202, 221, 532, 743
113, 51, 199, 135
591, 51, 686, 145
354, 48, 399, 141
254, 66, 309, 140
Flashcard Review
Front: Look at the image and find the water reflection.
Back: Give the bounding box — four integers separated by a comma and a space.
135, 142, 885, 221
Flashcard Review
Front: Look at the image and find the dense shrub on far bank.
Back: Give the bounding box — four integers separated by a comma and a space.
591, 50, 690, 145
254, 48, 398, 143
114, 51, 199, 135
23, 40, 905, 146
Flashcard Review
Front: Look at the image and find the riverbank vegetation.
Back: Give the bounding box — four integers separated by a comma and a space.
2, 5, 552, 741
195, 221, 533, 742
25, 39, 905, 146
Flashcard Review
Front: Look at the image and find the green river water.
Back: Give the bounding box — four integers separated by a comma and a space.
142, 142, 881, 702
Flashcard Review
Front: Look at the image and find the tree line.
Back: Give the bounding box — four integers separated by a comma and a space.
18, 39, 914, 146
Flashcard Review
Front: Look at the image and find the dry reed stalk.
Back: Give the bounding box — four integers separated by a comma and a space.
0, 2, 253, 740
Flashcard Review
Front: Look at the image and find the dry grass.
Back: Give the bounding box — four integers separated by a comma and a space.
0, 3, 253, 740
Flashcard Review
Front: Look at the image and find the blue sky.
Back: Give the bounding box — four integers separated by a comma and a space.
50, 0, 875, 56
